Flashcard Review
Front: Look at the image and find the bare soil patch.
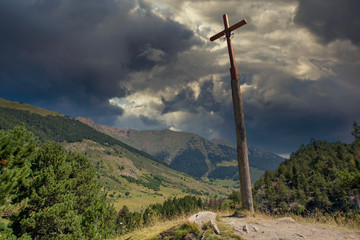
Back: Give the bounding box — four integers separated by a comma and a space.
223, 216, 360, 240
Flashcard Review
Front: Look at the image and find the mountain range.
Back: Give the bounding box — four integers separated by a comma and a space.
77, 116, 284, 181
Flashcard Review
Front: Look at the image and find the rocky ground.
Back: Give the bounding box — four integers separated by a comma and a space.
222, 215, 360, 240
121, 211, 360, 240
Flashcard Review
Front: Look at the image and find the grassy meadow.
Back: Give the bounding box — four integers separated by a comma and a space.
63, 140, 233, 211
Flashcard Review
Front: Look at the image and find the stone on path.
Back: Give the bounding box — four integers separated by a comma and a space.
188, 211, 220, 234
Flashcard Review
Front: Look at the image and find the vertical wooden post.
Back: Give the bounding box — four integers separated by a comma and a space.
230, 67, 254, 212
211, 14, 253, 211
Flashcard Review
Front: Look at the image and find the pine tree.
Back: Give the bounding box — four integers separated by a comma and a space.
11, 141, 116, 239
352, 121, 360, 141
0, 124, 37, 217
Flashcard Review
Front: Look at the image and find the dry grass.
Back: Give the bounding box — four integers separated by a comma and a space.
111, 211, 239, 240
242, 211, 360, 232
216, 160, 238, 167
111, 182, 197, 211
114, 214, 245, 240
214, 219, 245, 240
111, 210, 359, 240
291, 212, 360, 232
112, 193, 166, 212
114, 216, 187, 240
0, 97, 63, 116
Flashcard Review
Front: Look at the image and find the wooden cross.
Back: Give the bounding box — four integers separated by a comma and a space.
210, 14, 253, 212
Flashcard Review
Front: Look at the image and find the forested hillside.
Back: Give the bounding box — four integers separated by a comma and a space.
0, 106, 161, 163
253, 122, 360, 216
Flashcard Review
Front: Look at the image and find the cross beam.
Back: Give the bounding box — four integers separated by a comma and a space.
210, 18, 247, 41
211, 15, 247, 79
210, 14, 253, 212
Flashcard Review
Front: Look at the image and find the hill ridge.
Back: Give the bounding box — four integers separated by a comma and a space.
0, 97, 63, 116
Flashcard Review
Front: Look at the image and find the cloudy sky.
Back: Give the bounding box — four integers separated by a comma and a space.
1, 0, 359, 156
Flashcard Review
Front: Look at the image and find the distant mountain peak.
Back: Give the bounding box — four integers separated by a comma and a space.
76, 116, 130, 138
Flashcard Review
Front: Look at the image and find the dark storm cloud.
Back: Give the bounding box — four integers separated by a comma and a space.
157, 45, 359, 154
161, 88, 198, 114
0, 0, 198, 121
196, 80, 223, 112
161, 79, 223, 115
157, 59, 357, 154
295, 0, 360, 45
158, 75, 348, 154
139, 115, 162, 127
239, 66, 360, 153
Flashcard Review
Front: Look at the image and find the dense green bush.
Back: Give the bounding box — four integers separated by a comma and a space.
173, 222, 200, 240
0, 125, 37, 210
0, 126, 116, 239
121, 174, 163, 191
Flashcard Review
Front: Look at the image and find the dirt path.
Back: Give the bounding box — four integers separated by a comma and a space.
222, 216, 360, 240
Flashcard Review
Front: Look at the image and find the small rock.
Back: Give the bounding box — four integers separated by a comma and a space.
234, 228, 242, 234
243, 225, 248, 233
248, 224, 258, 232
294, 233, 306, 238
211, 219, 220, 235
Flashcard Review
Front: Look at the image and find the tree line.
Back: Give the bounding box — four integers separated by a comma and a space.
116, 195, 203, 233
252, 122, 360, 218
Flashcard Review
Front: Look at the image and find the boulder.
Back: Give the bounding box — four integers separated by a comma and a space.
188, 211, 217, 227
188, 211, 220, 235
